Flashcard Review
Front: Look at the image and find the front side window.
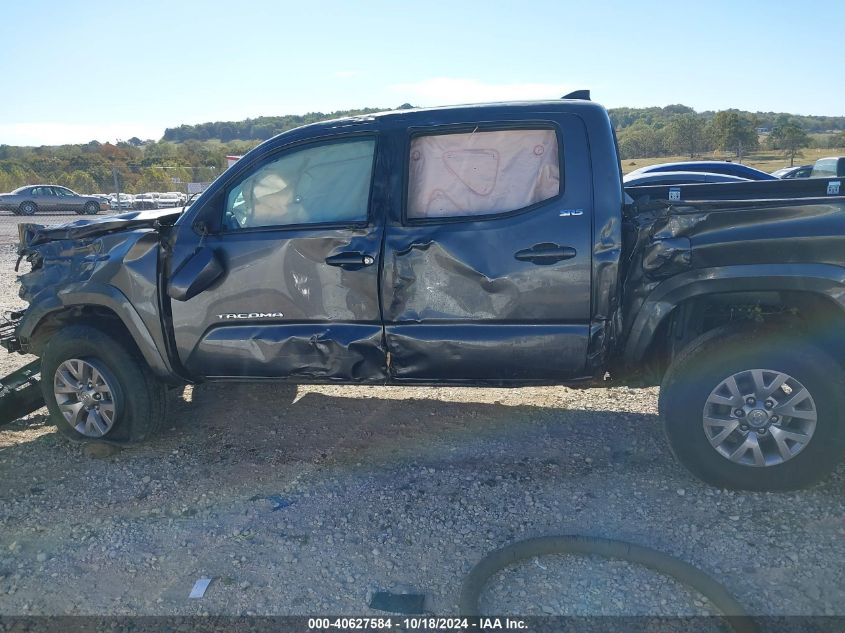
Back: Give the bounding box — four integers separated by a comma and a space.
224, 138, 376, 230
407, 128, 561, 220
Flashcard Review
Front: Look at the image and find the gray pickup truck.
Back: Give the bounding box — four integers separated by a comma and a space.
3, 95, 845, 491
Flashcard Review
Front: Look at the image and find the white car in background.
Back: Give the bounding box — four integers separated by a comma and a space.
133, 193, 159, 210
156, 192, 182, 208
109, 193, 134, 210
167, 191, 188, 205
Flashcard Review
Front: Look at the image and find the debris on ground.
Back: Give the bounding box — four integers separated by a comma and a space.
250, 494, 294, 512
369, 591, 427, 614
189, 577, 213, 599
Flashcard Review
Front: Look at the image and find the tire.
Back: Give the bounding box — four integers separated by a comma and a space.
18, 201, 37, 216
40, 325, 167, 444
81, 201, 100, 215
660, 324, 845, 490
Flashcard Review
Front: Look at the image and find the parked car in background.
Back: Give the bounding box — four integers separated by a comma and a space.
91, 194, 112, 205
156, 192, 182, 208
771, 165, 813, 179
627, 161, 778, 181
0, 185, 105, 215
133, 193, 159, 210
623, 171, 750, 187
811, 157, 845, 178
109, 193, 134, 210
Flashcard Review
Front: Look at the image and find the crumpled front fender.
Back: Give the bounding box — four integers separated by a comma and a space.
18, 282, 175, 379
15, 229, 178, 381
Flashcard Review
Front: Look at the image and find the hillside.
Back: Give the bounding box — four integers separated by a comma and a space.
162, 106, 409, 143
1, 103, 844, 194
163, 104, 845, 144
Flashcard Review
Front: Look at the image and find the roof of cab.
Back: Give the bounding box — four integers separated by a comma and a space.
287, 99, 609, 135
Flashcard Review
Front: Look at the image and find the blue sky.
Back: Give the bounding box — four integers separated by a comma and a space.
1, 0, 842, 145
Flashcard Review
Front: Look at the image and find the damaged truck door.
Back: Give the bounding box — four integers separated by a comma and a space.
382, 118, 593, 381
166, 135, 388, 380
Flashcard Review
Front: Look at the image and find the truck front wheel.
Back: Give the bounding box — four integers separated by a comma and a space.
40, 325, 167, 443
660, 325, 845, 490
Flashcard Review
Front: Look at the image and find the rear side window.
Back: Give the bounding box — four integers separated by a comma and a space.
407, 128, 560, 220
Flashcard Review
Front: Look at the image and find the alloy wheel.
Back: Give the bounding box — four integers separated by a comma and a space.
53, 358, 118, 438
702, 368, 817, 467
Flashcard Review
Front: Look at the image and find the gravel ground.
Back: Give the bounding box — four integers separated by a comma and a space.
0, 212, 844, 619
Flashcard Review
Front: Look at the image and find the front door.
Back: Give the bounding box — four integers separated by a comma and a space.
168, 134, 387, 381
54, 186, 85, 212
381, 116, 593, 382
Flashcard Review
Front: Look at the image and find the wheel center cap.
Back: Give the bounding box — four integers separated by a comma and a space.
747, 409, 769, 428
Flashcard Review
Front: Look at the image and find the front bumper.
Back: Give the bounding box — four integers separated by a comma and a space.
0, 358, 43, 426
0, 313, 43, 426
0, 311, 24, 353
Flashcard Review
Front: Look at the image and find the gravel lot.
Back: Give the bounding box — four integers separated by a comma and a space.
0, 211, 844, 619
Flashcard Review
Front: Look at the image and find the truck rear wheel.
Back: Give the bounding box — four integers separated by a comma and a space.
659, 324, 845, 490
40, 325, 167, 443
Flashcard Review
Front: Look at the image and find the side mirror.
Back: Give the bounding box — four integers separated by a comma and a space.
168, 246, 224, 301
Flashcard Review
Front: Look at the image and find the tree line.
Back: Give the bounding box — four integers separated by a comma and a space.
162, 107, 398, 143
612, 106, 845, 162
0, 139, 256, 194
1, 103, 844, 193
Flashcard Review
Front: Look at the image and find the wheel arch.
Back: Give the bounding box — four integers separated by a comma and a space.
20, 286, 178, 382
625, 264, 845, 375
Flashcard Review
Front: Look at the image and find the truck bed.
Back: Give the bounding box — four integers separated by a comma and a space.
620, 175, 845, 365
625, 175, 842, 204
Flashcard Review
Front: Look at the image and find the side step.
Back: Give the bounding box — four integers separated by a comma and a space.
0, 359, 44, 427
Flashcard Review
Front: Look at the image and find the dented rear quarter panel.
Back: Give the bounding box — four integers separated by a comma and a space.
621, 185, 845, 365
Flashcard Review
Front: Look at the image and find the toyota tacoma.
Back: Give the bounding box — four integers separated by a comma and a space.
3, 94, 845, 491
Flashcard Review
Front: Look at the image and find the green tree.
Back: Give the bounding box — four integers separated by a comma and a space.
708, 111, 759, 160
667, 114, 706, 158
616, 124, 668, 159
141, 141, 178, 166
136, 168, 175, 193
828, 132, 845, 149
57, 170, 97, 193
769, 123, 810, 167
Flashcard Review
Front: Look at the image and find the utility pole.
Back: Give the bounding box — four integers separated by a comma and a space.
112, 167, 121, 210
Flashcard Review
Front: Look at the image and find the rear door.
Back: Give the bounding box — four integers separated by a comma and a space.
32, 187, 58, 211
381, 115, 593, 382
168, 133, 388, 381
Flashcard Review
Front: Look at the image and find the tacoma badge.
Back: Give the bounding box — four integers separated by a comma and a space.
216, 312, 285, 320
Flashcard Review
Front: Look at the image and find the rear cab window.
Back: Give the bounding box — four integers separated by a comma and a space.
812, 159, 837, 178
406, 127, 561, 221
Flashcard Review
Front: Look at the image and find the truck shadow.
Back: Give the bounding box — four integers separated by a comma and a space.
161, 382, 669, 476
4, 383, 843, 492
